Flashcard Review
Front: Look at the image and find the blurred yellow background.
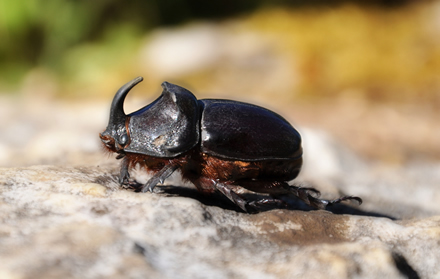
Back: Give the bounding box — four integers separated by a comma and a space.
1, 0, 439, 165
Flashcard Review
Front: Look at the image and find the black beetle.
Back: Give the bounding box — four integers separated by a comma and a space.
100, 77, 361, 212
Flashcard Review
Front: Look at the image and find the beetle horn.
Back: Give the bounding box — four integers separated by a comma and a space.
109, 76, 143, 126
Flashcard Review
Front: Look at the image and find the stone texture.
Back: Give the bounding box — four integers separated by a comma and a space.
2, 16, 440, 278
2, 87, 440, 278
1, 162, 439, 278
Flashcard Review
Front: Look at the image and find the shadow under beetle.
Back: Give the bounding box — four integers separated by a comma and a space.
100, 77, 362, 213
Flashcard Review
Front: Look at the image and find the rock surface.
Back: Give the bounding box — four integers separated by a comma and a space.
1, 96, 440, 278
1, 160, 440, 279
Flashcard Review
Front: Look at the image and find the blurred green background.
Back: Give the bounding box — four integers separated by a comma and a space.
2, 0, 439, 99
1, 0, 440, 164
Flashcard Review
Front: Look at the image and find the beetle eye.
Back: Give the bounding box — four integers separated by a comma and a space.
119, 134, 129, 146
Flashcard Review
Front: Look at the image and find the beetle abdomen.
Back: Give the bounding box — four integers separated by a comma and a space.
199, 100, 302, 161
197, 153, 302, 182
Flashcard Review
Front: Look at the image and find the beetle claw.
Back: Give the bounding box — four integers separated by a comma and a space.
142, 180, 156, 193
141, 176, 160, 193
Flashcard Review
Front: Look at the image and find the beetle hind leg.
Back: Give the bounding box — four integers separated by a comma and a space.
287, 184, 362, 209
237, 179, 361, 209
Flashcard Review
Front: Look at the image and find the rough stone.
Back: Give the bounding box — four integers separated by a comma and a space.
1, 163, 439, 278
2, 92, 439, 278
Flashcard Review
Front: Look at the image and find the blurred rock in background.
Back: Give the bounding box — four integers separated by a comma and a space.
1, 0, 440, 164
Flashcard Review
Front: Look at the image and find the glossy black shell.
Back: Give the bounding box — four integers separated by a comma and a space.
124, 82, 302, 161
199, 100, 302, 161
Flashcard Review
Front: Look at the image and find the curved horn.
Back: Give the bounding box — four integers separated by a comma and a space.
109, 76, 143, 126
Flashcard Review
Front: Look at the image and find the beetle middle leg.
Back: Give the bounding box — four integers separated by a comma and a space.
214, 182, 248, 212
141, 164, 179, 193
213, 182, 287, 213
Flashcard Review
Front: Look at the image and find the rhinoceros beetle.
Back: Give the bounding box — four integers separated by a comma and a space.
100, 77, 362, 212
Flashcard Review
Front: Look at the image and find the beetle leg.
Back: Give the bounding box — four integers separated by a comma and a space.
320, 195, 363, 207
287, 185, 362, 209
214, 182, 287, 213
246, 198, 287, 212
117, 159, 144, 190
214, 182, 248, 212
119, 159, 130, 185
237, 179, 361, 209
141, 164, 179, 193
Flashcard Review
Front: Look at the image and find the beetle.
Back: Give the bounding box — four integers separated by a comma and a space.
100, 77, 362, 212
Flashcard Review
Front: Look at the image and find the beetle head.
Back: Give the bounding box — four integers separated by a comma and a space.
100, 76, 143, 153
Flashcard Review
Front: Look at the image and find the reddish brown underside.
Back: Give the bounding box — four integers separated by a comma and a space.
123, 148, 302, 194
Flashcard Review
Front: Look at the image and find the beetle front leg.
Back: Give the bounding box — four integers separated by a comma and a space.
246, 198, 287, 212
141, 164, 179, 193
118, 159, 144, 190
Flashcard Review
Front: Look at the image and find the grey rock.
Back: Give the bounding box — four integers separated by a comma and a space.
1, 96, 439, 278
1, 164, 438, 278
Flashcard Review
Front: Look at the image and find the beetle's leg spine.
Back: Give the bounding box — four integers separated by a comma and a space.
141, 164, 179, 193
214, 182, 248, 212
